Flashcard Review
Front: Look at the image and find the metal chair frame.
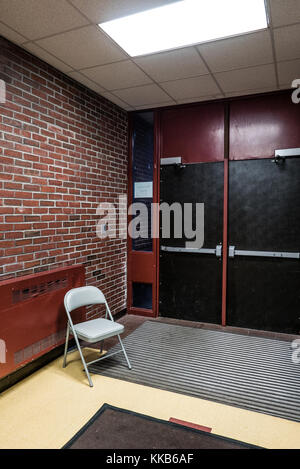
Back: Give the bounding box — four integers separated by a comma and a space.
63, 286, 131, 387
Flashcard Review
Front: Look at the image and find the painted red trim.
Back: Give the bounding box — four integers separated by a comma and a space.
126, 114, 133, 315
154, 110, 161, 318
126, 112, 159, 318
221, 103, 230, 327
0, 264, 83, 287
169, 418, 212, 433
127, 307, 156, 317
222, 158, 229, 327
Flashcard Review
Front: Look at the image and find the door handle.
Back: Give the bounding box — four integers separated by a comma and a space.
228, 246, 300, 260
161, 244, 222, 258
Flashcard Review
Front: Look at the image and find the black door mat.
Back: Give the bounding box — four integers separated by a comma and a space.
63, 404, 261, 449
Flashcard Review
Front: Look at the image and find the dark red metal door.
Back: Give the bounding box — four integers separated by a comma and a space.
159, 102, 225, 323
127, 112, 159, 317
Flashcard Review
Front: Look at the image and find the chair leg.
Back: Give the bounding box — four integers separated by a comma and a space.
62, 325, 70, 368
100, 340, 104, 355
73, 332, 94, 387
117, 335, 132, 370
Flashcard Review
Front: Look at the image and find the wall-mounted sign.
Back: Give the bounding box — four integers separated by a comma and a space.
134, 181, 153, 199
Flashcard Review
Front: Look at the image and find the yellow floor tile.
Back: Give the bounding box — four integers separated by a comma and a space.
0, 348, 299, 449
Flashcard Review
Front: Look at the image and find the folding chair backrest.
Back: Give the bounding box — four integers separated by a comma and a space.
64, 286, 106, 313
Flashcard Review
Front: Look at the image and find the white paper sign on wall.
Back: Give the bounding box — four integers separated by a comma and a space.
134, 181, 153, 199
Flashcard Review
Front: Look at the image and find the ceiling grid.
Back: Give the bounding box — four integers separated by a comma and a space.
0, 0, 299, 110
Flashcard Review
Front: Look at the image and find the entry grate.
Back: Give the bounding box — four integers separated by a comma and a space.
90, 321, 300, 423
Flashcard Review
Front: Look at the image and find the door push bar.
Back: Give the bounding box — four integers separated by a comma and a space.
161, 244, 223, 257
161, 245, 300, 260
228, 246, 300, 260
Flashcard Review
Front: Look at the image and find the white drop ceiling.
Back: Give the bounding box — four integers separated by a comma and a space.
0, 0, 300, 111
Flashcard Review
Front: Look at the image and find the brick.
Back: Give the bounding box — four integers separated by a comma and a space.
0, 36, 128, 317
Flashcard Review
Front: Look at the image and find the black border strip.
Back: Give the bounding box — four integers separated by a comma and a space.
62, 403, 262, 449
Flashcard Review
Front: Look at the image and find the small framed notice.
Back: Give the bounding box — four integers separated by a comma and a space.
134, 181, 153, 199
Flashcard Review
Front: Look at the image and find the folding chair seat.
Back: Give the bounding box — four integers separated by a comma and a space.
73, 318, 124, 343
63, 286, 131, 387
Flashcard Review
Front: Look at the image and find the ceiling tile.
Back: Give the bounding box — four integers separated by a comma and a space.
0, 0, 89, 40
69, 0, 180, 23
279, 84, 293, 90
135, 47, 208, 82
277, 59, 300, 87
36, 25, 126, 69
274, 24, 300, 61
23, 42, 73, 73
135, 100, 175, 110
81, 60, 152, 90
197, 30, 273, 73
224, 87, 279, 98
215, 64, 277, 93
176, 95, 223, 105
100, 91, 134, 110
270, 0, 300, 27
160, 75, 220, 100
67, 71, 106, 93
0, 21, 28, 44
114, 84, 171, 107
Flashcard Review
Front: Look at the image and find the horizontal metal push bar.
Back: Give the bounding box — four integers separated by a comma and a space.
161, 244, 222, 257
160, 157, 182, 166
228, 246, 300, 260
161, 245, 300, 260
275, 148, 300, 158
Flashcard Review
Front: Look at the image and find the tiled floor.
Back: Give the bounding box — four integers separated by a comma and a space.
1, 343, 300, 449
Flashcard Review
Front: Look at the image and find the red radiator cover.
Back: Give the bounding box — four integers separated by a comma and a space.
0, 264, 85, 379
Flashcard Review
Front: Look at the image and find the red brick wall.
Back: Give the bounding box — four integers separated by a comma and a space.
0, 37, 128, 317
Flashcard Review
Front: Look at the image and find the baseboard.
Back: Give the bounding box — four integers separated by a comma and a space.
114, 308, 127, 321
0, 339, 76, 394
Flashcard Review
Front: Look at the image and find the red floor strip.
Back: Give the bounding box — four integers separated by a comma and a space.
169, 418, 212, 433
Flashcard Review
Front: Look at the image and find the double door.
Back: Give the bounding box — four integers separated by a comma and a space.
159, 158, 300, 334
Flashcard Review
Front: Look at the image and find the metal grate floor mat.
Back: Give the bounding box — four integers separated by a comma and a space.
89, 321, 300, 422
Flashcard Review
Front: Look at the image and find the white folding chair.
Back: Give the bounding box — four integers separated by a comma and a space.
63, 286, 131, 387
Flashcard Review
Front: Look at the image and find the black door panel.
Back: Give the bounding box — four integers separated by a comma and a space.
228, 159, 300, 334
159, 162, 224, 323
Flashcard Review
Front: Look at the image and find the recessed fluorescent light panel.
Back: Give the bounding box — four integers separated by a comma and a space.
99, 0, 268, 57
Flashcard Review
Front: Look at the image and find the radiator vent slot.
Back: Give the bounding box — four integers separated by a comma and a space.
14, 330, 66, 365
12, 277, 68, 304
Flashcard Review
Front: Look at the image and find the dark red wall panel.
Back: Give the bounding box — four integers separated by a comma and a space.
161, 102, 224, 163
230, 92, 300, 160
0, 265, 85, 379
